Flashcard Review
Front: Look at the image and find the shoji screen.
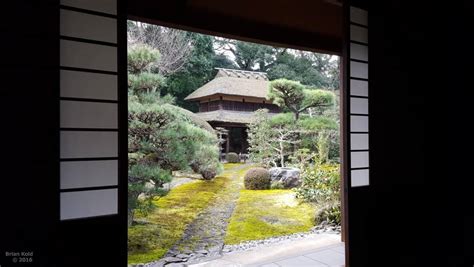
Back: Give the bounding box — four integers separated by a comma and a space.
59, 0, 119, 220
348, 6, 369, 187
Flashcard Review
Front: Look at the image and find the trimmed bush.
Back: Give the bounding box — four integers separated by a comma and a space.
244, 167, 271, 190
226, 152, 240, 163
190, 144, 222, 180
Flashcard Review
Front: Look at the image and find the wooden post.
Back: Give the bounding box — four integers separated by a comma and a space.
240, 128, 245, 154
226, 128, 230, 154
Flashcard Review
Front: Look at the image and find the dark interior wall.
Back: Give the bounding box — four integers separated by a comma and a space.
347, 0, 428, 266
1, 1, 128, 266
0, 1, 59, 266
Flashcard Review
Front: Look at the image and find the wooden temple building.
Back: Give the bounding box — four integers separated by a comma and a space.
185, 68, 280, 154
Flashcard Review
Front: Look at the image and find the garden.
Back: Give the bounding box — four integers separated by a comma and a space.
127, 22, 342, 266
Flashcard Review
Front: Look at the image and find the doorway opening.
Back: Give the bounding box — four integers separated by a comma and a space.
127, 21, 345, 266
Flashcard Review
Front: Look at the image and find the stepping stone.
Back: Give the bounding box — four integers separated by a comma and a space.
176, 254, 189, 259
162, 257, 184, 263
148, 262, 165, 267
196, 250, 208, 255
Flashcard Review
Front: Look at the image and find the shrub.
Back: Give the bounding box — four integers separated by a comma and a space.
295, 164, 340, 204
244, 167, 271, 190
226, 152, 240, 163
270, 181, 285, 189
315, 203, 341, 225
190, 144, 223, 180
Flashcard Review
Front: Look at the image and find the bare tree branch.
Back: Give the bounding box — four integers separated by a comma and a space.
128, 22, 194, 76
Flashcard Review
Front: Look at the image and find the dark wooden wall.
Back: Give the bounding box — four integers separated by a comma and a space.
0, 1, 127, 266
347, 0, 429, 266
199, 100, 280, 113
0, 1, 59, 266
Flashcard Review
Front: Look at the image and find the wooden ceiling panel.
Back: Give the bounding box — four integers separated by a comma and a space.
128, 0, 343, 54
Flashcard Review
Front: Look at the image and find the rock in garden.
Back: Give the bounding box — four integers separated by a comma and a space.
162, 257, 184, 263
176, 254, 189, 259
268, 167, 301, 188
148, 261, 165, 267
196, 249, 209, 255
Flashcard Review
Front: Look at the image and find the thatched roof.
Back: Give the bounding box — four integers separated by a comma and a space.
194, 110, 275, 124
184, 68, 269, 101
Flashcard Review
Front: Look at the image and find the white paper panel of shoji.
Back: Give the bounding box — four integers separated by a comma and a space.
60, 0, 117, 15
350, 61, 368, 79
350, 43, 368, 61
60, 40, 117, 71
350, 25, 368, 44
60, 189, 118, 220
60, 9, 117, 43
350, 79, 368, 96
61, 160, 118, 189
60, 101, 118, 128
60, 131, 118, 158
350, 6, 368, 26
351, 151, 369, 168
350, 134, 369, 150
350, 97, 368, 114
61, 70, 117, 100
350, 115, 369, 132
351, 169, 370, 187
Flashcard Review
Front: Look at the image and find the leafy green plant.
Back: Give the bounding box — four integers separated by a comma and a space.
315, 202, 341, 225
128, 41, 222, 226
295, 164, 340, 204
270, 181, 285, 189
244, 167, 271, 190
128, 163, 171, 225
317, 131, 330, 164
191, 144, 223, 180
128, 44, 161, 74
226, 152, 240, 163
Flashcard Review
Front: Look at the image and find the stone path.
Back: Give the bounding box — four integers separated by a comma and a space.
149, 164, 252, 266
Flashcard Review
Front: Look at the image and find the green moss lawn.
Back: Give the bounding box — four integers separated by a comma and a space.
128, 163, 316, 264
224, 189, 316, 244
128, 163, 245, 264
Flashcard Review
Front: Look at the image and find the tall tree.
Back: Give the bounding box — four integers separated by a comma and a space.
128, 21, 194, 76
163, 33, 236, 110
215, 38, 339, 89
127, 43, 222, 226
127, 45, 165, 94
215, 38, 283, 71
267, 51, 340, 89
268, 79, 335, 120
